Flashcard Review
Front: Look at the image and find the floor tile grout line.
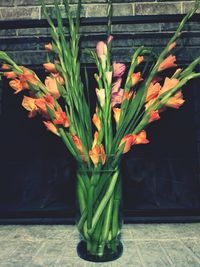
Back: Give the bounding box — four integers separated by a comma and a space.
135, 241, 147, 267
158, 241, 176, 267
26, 241, 46, 267
178, 239, 200, 265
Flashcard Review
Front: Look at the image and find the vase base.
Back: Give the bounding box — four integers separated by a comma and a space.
77, 240, 123, 262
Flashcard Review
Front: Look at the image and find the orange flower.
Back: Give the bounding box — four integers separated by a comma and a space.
168, 42, 176, 51
18, 67, 39, 89
131, 72, 142, 86
113, 107, 121, 124
43, 121, 59, 136
9, 79, 23, 93
135, 130, 149, 145
22, 95, 38, 118
45, 43, 53, 51
123, 91, 133, 101
45, 76, 60, 99
92, 131, 99, 148
72, 135, 84, 154
165, 91, 185, 109
159, 77, 179, 95
149, 110, 160, 123
43, 63, 57, 73
145, 98, 157, 110
146, 82, 161, 102
119, 134, 135, 154
89, 144, 106, 166
1, 64, 10, 70
158, 55, 177, 72
3, 71, 17, 79
35, 95, 55, 115
137, 56, 144, 64
53, 111, 69, 128
92, 113, 101, 131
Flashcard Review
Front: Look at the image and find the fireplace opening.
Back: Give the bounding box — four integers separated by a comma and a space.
0, 65, 200, 223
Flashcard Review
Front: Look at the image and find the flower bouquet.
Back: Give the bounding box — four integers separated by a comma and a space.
0, 0, 200, 262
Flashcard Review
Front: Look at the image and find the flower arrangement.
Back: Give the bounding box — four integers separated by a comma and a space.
0, 0, 200, 262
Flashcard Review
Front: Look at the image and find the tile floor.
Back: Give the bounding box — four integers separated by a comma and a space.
0, 223, 200, 266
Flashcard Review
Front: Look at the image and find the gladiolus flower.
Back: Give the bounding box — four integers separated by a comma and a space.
158, 55, 177, 72
22, 96, 38, 118
113, 62, 126, 78
96, 88, 105, 107
1, 64, 10, 70
112, 89, 124, 107
53, 111, 69, 128
3, 71, 17, 79
119, 134, 136, 154
159, 77, 179, 95
168, 42, 176, 51
165, 91, 185, 109
149, 110, 160, 123
137, 56, 144, 64
92, 113, 101, 131
122, 91, 133, 101
145, 98, 157, 110
146, 82, 161, 102
45, 43, 53, 51
45, 76, 60, 99
106, 71, 112, 85
72, 135, 84, 154
43, 121, 59, 136
131, 72, 142, 86
89, 144, 106, 166
113, 107, 121, 124
112, 78, 122, 93
92, 131, 99, 148
135, 130, 149, 145
107, 35, 113, 44
96, 41, 107, 59
43, 63, 57, 73
9, 79, 23, 93
35, 95, 55, 115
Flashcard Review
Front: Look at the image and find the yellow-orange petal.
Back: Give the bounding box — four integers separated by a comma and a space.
9, 79, 23, 93
132, 72, 142, 87
135, 130, 149, 145
137, 56, 144, 64
92, 113, 101, 131
43, 121, 59, 136
119, 134, 135, 154
146, 82, 161, 102
4, 71, 17, 79
45, 43, 53, 51
159, 77, 179, 95
165, 91, 185, 109
158, 55, 177, 72
43, 63, 57, 73
113, 107, 121, 124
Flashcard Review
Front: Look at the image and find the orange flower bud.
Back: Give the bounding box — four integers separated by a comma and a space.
4, 71, 17, 79
43, 63, 57, 73
92, 113, 101, 131
146, 82, 161, 102
165, 91, 185, 109
43, 121, 59, 136
158, 55, 177, 72
89, 144, 106, 166
113, 107, 121, 124
137, 56, 144, 64
45, 76, 60, 99
53, 111, 69, 128
9, 79, 23, 94
119, 134, 135, 154
159, 77, 179, 95
131, 72, 142, 87
135, 130, 149, 145
45, 43, 53, 51
149, 110, 160, 123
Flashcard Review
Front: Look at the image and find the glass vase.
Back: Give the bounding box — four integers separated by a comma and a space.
76, 162, 123, 262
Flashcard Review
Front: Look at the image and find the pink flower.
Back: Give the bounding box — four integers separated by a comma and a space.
96, 41, 107, 60
113, 62, 126, 78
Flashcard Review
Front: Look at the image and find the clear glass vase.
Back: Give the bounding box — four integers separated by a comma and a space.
76, 161, 123, 262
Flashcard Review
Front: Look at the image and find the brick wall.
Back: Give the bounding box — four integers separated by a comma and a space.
0, 1, 199, 65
